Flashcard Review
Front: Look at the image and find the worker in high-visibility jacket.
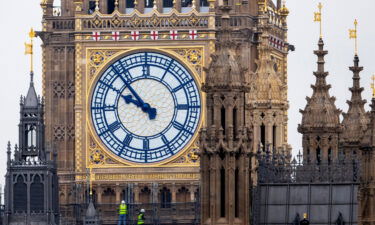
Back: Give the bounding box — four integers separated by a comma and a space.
117, 200, 128, 225
137, 209, 145, 225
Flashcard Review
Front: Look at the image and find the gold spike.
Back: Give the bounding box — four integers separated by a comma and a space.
349, 19, 358, 55
314, 2, 323, 38
371, 75, 375, 98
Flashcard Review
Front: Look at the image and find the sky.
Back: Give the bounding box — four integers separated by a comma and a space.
0, 0, 374, 189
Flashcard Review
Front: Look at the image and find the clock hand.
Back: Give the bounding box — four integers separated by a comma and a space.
111, 66, 158, 119
122, 95, 157, 120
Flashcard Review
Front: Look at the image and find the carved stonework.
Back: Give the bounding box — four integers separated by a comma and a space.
88, 50, 122, 78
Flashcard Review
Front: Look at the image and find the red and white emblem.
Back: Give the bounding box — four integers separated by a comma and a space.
150, 31, 159, 40
131, 31, 140, 41
170, 30, 178, 40
112, 31, 120, 41
189, 30, 198, 40
92, 32, 101, 41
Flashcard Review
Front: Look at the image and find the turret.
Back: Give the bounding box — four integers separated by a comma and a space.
298, 38, 342, 164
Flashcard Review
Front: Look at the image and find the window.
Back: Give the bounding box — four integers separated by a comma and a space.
107, 0, 115, 13
316, 147, 321, 165
221, 106, 226, 134
235, 168, 239, 217
260, 124, 266, 150
14, 176, 27, 212
200, 0, 209, 6
31, 175, 44, 212
145, 0, 154, 8
88, 1, 96, 14
220, 167, 226, 217
163, 0, 173, 7
272, 125, 277, 149
160, 187, 172, 208
126, 0, 135, 8
182, 0, 193, 7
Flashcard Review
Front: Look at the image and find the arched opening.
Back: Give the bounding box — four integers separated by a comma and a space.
31, 175, 44, 212
102, 188, 116, 204
107, 0, 115, 13
160, 187, 172, 208
233, 107, 237, 138
163, 0, 173, 12
260, 123, 266, 150
235, 167, 239, 218
316, 146, 321, 165
88, 0, 96, 14
181, 0, 193, 12
144, 0, 154, 12
221, 106, 226, 134
328, 148, 332, 164
200, 0, 209, 12
53, 0, 62, 16
139, 186, 151, 204
176, 187, 190, 203
26, 124, 37, 149
14, 176, 27, 212
220, 166, 226, 218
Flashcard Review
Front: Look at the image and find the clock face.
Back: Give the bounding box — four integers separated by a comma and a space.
91, 52, 201, 163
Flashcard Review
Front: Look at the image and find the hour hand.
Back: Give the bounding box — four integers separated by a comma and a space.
122, 95, 141, 107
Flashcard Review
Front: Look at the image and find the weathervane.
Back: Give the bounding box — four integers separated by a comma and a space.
349, 19, 358, 55
25, 28, 36, 73
314, 2, 323, 38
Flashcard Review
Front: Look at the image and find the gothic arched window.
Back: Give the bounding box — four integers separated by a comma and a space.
163, 0, 173, 8
107, 0, 115, 13
31, 175, 44, 212
220, 166, 226, 217
176, 187, 190, 203
140, 186, 151, 204
14, 175, 27, 212
160, 187, 171, 208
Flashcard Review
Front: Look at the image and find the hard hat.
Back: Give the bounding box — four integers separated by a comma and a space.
140, 209, 145, 213
121, 200, 125, 204
303, 213, 308, 219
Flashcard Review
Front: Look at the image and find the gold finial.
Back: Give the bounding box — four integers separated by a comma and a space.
349, 19, 358, 55
314, 2, 323, 38
25, 28, 36, 73
89, 166, 94, 196
279, 0, 289, 16
372, 75, 375, 98
134, 0, 138, 7
192, 0, 196, 9
153, 0, 157, 10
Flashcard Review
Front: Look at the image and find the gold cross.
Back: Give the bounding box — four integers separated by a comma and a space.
349, 19, 358, 55
25, 28, 36, 73
314, 3, 323, 38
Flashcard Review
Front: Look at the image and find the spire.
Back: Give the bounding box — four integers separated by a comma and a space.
299, 38, 341, 131
341, 55, 368, 144
24, 29, 39, 108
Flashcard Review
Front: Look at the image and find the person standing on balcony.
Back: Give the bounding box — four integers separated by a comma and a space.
117, 200, 128, 225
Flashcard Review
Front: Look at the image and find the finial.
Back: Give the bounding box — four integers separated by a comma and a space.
371, 75, 375, 98
153, 0, 157, 10
25, 28, 36, 73
279, 0, 289, 16
314, 2, 323, 38
115, 0, 119, 10
349, 19, 358, 55
95, 0, 99, 11
258, 0, 267, 13
134, 0, 138, 7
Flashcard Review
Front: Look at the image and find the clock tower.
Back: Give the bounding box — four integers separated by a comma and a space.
38, 0, 290, 222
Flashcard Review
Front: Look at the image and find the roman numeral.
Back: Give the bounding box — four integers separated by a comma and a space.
161, 135, 174, 155
143, 139, 149, 151
172, 79, 194, 92
172, 121, 193, 135
123, 134, 133, 147
108, 121, 121, 133
176, 104, 201, 110
142, 64, 150, 77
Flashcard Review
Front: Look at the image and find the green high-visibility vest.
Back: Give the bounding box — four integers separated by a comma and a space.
119, 204, 127, 215
137, 213, 144, 224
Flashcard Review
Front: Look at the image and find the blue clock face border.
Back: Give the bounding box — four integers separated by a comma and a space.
90, 52, 202, 163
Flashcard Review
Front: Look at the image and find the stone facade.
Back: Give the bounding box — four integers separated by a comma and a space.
37, 0, 290, 223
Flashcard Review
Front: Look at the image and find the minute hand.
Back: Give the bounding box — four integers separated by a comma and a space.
112, 66, 157, 119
